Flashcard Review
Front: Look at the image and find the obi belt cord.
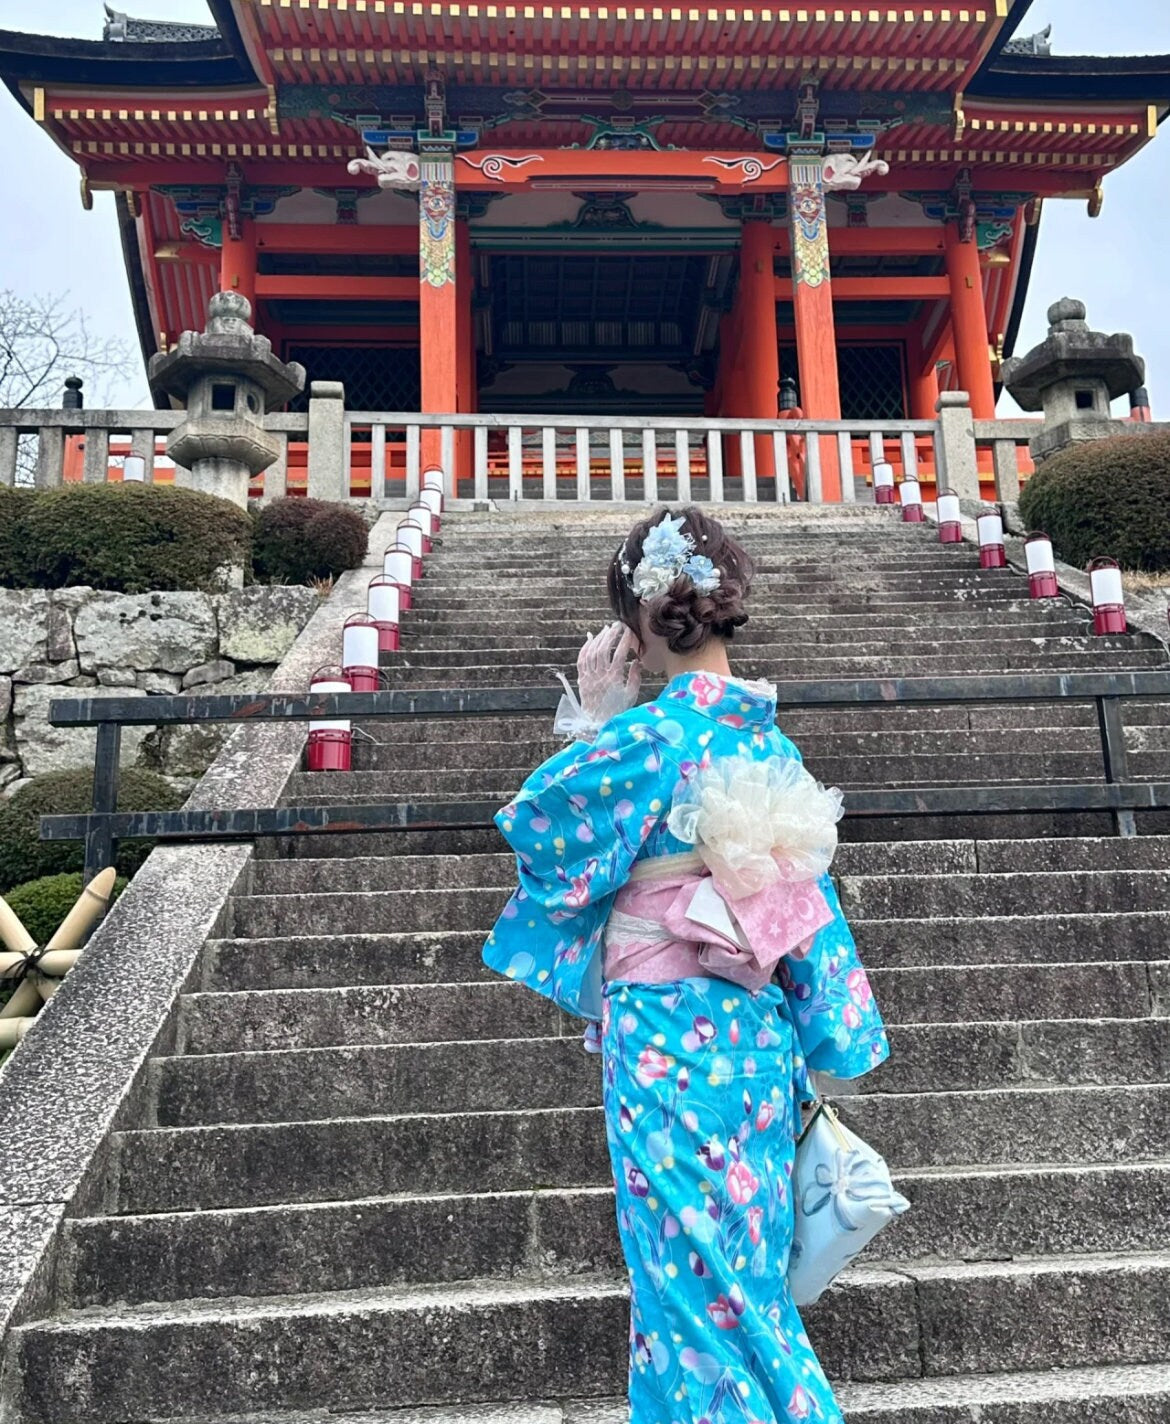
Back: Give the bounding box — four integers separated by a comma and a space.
484, 670, 892, 1423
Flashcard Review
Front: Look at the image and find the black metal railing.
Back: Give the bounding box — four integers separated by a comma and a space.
42, 671, 1170, 883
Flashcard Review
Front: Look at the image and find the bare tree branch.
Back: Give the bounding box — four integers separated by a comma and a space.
0, 289, 135, 412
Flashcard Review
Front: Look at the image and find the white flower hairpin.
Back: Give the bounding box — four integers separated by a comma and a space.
619, 514, 722, 603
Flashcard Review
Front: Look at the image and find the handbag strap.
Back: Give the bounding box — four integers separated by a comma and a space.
798, 1098, 853, 1151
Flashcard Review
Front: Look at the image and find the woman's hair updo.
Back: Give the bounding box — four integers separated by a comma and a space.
607, 505, 754, 654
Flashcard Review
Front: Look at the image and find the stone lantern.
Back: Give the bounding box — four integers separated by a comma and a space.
1001, 297, 1146, 462
148, 292, 305, 507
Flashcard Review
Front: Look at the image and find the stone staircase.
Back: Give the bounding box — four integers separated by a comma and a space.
5, 506, 1170, 1423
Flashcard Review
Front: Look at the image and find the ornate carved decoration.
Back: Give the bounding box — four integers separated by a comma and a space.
821, 150, 890, 191
459, 154, 544, 181
547, 193, 662, 234
419, 144, 456, 289
702, 156, 784, 183
346, 148, 422, 190
155, 173, 298, 251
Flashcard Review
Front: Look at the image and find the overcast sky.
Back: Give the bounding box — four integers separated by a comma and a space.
1, 0, 1168, 414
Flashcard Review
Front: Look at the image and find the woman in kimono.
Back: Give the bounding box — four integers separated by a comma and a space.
484, 507, 890, 1423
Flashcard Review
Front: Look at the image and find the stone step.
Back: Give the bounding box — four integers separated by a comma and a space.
341, 728, 1170, 775
851, 912, 1170, 966
116, 1365, 1170, 1424
399, 604, 1089, 632
245, 839, 983, 897
288, 750, 1170, 797
338, 701, 1170, 743
226, 877, 1170, 940
173, 958, 1169, 1057
386, 636, 1144, 669
204, 903, 1170, 1001
840, 869, 1170, 920
115, 1018, 1170, 1212
55, 1159, 1170, 1313
13, 1254, 1170, 1420
366, 653, 1165, 686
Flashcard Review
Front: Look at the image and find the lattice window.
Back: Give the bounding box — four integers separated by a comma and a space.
779, 344, 906, 420
285, 346, 421, 412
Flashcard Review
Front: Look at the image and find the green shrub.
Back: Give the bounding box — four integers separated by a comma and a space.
0, 768, 183, 894
252, 497, 368, 585
18, 483, 253, 593
1019, 430, 1170, 573
3, 872, 127, 946
0, 485, 35, 588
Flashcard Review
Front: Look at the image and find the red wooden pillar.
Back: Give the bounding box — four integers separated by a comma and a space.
454, 216, 475, 487
419, 144, 458, 475
220, 218, 257, 317
788, 151, 842, 501
908, 360, 940, 420
944, 221, 996, 419
738, 219, 779, 481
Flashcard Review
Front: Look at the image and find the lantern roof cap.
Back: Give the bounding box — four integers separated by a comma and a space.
1000, 297, 1146, 409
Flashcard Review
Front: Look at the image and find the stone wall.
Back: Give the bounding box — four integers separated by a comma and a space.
0, 585, 321, 794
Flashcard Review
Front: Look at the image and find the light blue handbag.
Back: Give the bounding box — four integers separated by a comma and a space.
787, 1101, 910, 1306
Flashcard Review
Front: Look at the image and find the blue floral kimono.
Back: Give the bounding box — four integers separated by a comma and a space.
485, 671, 890, 1423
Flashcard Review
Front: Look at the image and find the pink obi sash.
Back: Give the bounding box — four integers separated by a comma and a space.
604, 850, 836, 993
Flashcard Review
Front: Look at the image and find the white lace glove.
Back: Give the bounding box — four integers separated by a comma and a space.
554, 622, 641, 742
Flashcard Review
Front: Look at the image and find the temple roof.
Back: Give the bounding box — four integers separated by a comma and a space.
102, 8, 219, 45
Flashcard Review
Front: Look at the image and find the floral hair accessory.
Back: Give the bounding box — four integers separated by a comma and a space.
625, 514, 723, 602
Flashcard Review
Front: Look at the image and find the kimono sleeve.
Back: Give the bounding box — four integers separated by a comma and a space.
483, 708, 687, 1020
769, 728, 891, 1081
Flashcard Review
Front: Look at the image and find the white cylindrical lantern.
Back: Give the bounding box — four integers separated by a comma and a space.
872, 462, 895, 506
122, 454, 146, 483
976, 507, 1006, 569
342, 612, 380, 692
407, 502, 435, 549
420, 484, 444, 528
1088, 557, 1127, 635
383, 546, 414, 607
422, 465, 445, 492
396, 520, 425, 579
1025, 532, 1059, 599
367, 575, 402, 653
307, 666, 352, 772
898, 476, 924, 523
936, 487, 962, 544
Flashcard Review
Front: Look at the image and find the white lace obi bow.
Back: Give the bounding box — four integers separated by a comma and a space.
667, 753, 844, 896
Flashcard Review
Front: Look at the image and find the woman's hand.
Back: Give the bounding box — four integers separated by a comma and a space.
577, 623, 641, 726
553, 623, 641, 742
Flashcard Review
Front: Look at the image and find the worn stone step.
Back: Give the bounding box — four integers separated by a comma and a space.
398, 616, 1096, 646
342, 702, 1170, 744
151, 1034, 596, 1127
176, 958, 1167, 1057
342, 728, 1170, 775
369, 653, 1166, 687
176, 980, 571, 1055
116, 1019, 1170, 1213
245, 840, 979, 897
13, 1254, 1170, 1421
56, 1157, 1170, 1314
386, 634, 1132, 669
227, 880, 1170, 942
158, 1365, 1170, 1424
203, 931, 491, 992
973, 835, 1170, 873
855, 912, 1170, 966
286, 749, 1165, 799
841, 869, 1170, 920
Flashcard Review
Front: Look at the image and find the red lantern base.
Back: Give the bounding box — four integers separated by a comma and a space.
375, 622, 400, 653
979, 545, 1007, 569
344, 665, 380, 692
1093, 605, 1127, 635
307, 729, 352, 772
1029, 571, 1060, 599
939, 521, 963, 544
874, 487, 896, 506
901, 506, 925, 523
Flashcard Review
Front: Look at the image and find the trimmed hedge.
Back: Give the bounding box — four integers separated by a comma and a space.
1019, 430, 1170, 573
0, 768, 183, 894
0, 485, 36, 587
252, 497, 368, 585
3, 872, 127, 946
8, 483, 254, 594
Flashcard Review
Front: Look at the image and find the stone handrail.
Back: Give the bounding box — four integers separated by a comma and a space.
972, 417, 1045, 502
